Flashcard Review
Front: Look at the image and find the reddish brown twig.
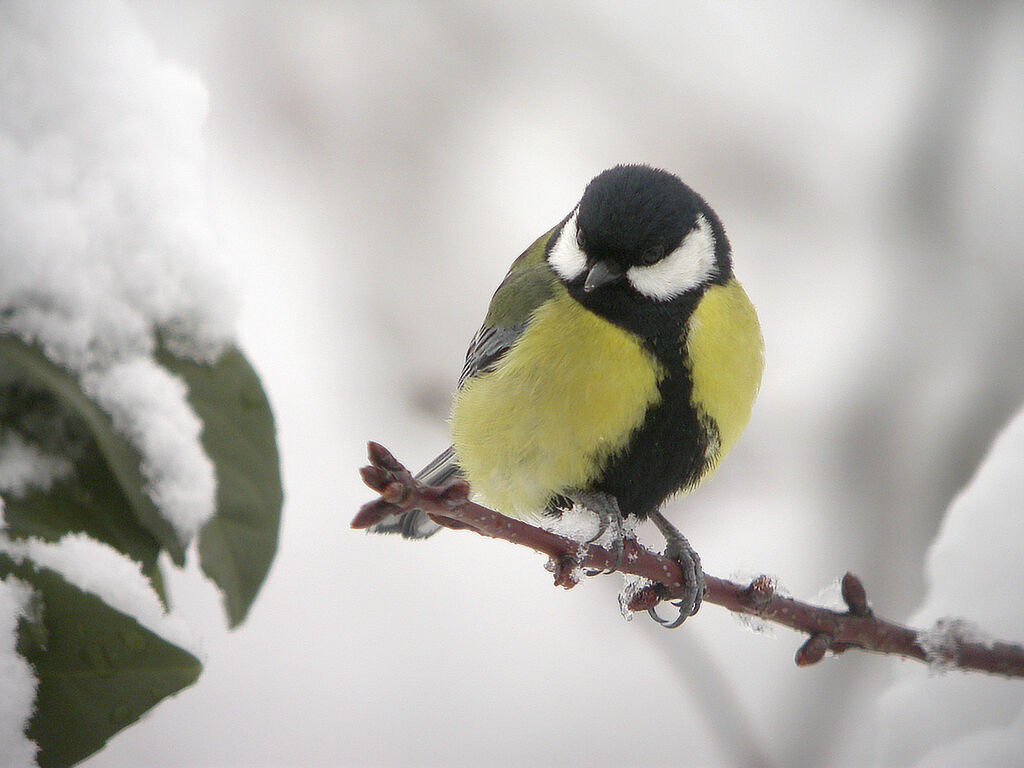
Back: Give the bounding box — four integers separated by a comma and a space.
354, 442, 1024, 678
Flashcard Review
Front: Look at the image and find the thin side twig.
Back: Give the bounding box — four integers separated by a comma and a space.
353, 442, 1024, 678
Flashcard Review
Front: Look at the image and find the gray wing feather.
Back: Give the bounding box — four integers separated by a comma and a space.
415, 445, 461, 486
458, 321, 528, 388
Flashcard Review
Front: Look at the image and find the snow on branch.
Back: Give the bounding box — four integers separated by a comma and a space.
354, 442, 1024, 678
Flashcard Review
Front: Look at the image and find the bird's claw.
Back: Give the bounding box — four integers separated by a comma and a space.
581, 497, 625, 575
646, 510, 706, 629
646, 594, 703, 629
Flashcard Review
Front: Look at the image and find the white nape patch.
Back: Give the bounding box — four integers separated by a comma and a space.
546, 211, 588, 281
626, 215, 717, 300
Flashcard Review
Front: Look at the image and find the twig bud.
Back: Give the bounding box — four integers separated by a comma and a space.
351, 498, 397, 529
367, 441, 404, 472
359, 465, 391, 492
841, 572, 871, 617
796, 633, 830, 666
740, 574, 775, 612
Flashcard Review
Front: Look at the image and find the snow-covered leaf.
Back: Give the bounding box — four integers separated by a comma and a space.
0, 335, 185, 564
0, 552, 201, 768
1, 447, 167, 607
158, 344, 282, 627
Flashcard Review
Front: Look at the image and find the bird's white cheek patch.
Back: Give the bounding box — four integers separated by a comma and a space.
547, 211, 587, 282
626, 215, 717, 300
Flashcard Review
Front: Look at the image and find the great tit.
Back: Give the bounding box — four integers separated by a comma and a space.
372, 164, 763, 623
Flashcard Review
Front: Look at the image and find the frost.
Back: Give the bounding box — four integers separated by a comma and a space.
915, 617, 993, 674
0, 532, 199, 655
618, 574, 655, 621
540, 502, 644, 551
728, 570, 780, 636
542, 552, 585, 589
729, 569, 785, 595
621, 515, 643, 539
565, 561, 586, 589
813, 576, 846, 613
0, 0, 235, 545
0, 432, 73, 497
541, 504, 602, 544
0, 573, 39, 768
733, 611, 776, 637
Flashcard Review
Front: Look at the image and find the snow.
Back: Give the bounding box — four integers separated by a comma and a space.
0, 570, 38, 768
874, 406, 1024, 767
813, 576, 847, 613
0, 432, 73, 498
915, 617, 994, 673
81, 360, 215, 544
716, 570, 784, 637
0, 533, 199, 656
541, 504, 602, 544
618, 573, 655, 621
540, 503, 643, 547
0, 0, 231, 544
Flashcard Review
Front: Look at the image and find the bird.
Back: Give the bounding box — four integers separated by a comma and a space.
371, 164, 763, 626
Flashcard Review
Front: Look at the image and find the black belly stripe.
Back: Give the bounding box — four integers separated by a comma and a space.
561, 271, 728, 519
593, 356, 712, 518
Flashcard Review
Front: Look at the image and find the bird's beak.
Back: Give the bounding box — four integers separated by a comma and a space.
583, 260, 622, 292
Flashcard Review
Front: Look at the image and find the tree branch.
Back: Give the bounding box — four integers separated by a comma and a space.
353, 442, 1024, 678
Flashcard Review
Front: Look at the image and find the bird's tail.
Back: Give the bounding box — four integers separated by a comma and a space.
367, 446, 460, 539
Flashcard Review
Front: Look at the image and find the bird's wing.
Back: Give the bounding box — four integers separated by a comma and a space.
369, 226, 563, 540
457, 322, 528, 387
458, 226, 561, 387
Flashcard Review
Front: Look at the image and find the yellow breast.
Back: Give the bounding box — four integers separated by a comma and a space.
451, 289, 662, 520
685, 278, 764, 482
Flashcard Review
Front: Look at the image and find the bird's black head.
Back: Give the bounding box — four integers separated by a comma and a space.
546, 165, 732, 342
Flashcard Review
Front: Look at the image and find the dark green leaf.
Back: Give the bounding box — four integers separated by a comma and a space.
2, 446, 167, 606
157, 345, 282, 627
0, 335, 185, 563
1, 552, 201, 768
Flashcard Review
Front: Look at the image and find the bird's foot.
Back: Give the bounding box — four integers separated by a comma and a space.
646, 510, 706, 629
586, 513, 625, 576
570, 491, 626, 575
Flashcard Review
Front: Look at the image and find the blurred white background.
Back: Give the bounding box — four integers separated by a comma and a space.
80, 2, 1024, 766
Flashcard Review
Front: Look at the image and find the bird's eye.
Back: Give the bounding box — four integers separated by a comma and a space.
576, 229, 587, 250
639, 244, 664, 266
